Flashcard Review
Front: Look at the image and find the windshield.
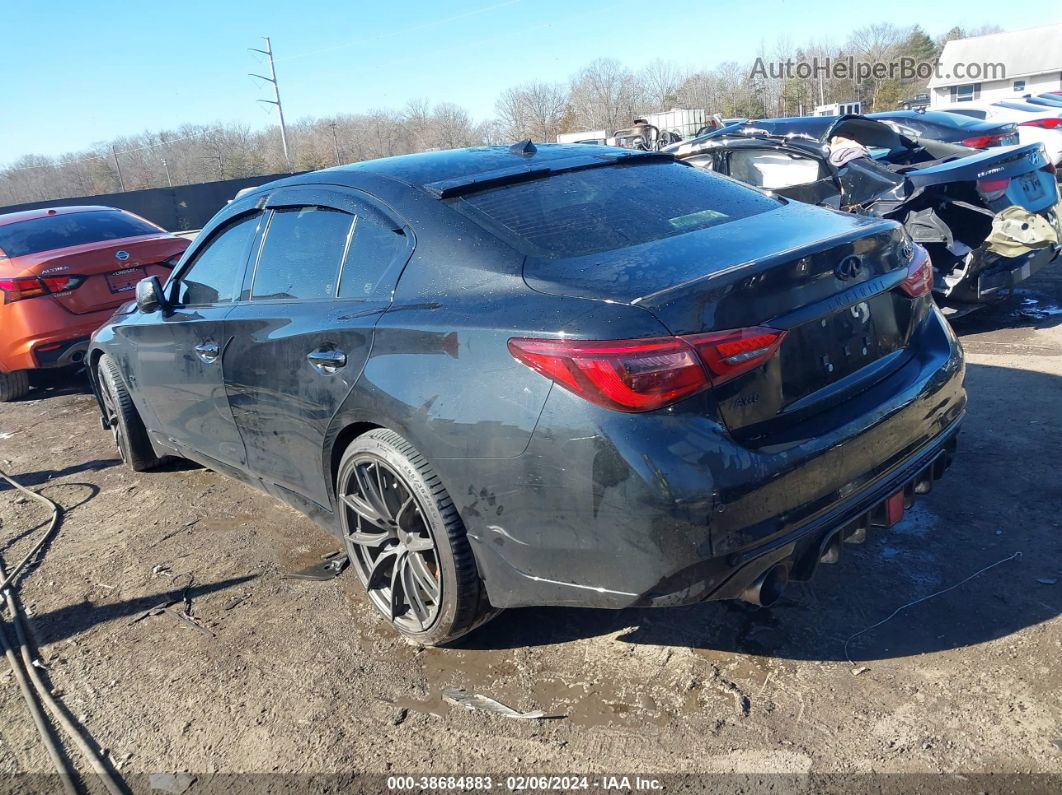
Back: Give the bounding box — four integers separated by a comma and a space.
452, 161, 780, 259
0, 210, 161, 259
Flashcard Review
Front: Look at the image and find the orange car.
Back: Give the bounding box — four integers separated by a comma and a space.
0, 206, 189, 401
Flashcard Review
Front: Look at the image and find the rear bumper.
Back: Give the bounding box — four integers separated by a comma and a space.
644, 418, 959, 607
945, 241, 1062, 304
0, 301, 114, 373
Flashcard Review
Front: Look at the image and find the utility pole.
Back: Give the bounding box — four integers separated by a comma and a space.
250, 36, 291, 172
111, 145, 126, 191
158, 132, 173, 187
330, 121, 341, 166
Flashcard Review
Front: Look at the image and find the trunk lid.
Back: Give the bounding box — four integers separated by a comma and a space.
905, 142, 1058, 213
18, 235, 187, 315
525, 200, 917, 436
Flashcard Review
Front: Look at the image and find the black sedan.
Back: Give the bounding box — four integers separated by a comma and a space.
87, 144, 965, 644
867, 110, 1019, 149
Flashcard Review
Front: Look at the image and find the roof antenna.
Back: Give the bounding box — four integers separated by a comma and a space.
509, 139, 537, 156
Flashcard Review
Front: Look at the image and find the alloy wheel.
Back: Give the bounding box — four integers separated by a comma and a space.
340, 455, 441, 632
99, 379, 126, 463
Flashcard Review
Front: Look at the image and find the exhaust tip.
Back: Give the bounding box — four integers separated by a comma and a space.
740, 564, 789, 607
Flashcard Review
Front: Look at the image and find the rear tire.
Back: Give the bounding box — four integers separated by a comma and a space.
97, 354, 162, 472
337, 429, 498, 645
0, 370, 30, 402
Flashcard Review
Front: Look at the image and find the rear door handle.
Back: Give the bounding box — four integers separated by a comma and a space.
194, 341, 220, 363
307, 349, 347, 374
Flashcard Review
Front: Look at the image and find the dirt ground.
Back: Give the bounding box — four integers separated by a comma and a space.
0, 269, 1060, 791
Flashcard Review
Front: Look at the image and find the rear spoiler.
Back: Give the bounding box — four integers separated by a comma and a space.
423, 151, 676, 199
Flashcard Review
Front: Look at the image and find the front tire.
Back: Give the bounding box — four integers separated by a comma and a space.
97, 354, 162, 472
337, 429, 497, 645
0, 370, 29, 402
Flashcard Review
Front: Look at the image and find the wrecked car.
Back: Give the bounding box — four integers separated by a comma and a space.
88, 143, 965, 644
666, 114, 1062, 309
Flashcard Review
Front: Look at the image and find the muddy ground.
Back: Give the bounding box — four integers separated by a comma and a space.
0, 270, 1060, 791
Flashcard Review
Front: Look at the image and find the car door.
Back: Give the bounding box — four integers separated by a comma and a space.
118, 211, 260, 469
223, 186, 412, 508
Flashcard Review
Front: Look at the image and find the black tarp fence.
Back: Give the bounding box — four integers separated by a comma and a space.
0, 172, 306, 232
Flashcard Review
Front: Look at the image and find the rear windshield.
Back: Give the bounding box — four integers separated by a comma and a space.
452, 161, 780, 258
0, 210, 160, 259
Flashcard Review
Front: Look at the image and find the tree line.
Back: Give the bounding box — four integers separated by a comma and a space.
0, 22, 999, 206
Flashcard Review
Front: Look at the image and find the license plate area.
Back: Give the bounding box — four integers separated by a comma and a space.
1019, 172, 1045, 201
106, 266, 146, 294
781, 292, 902, 400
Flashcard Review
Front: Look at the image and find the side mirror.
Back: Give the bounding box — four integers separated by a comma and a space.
135, 276, 167, 313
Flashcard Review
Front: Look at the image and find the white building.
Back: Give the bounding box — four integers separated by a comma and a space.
928, 23, 1062, 106
813, 101, 861, 116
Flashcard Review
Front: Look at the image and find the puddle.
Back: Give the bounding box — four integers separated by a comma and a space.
1017, 296, 1062, 320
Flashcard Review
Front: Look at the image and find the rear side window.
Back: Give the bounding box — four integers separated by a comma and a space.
453, 161, 779, 259
178, 214, 259, 306
252, 206, 354, 300
338, 213, 407, 299
0, 210, 160, 259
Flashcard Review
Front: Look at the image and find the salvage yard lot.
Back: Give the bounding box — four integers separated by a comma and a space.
1, 273, 1061, 782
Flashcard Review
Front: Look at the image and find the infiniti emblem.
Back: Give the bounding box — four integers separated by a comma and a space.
835, 255, 863, 281
115, 250, 130, 261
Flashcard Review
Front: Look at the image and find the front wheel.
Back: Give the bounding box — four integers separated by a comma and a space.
97, 354, 162, 472
337, 429, 497, 645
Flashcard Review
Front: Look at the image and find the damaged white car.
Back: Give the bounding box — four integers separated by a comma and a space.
666, 114, 1062, 311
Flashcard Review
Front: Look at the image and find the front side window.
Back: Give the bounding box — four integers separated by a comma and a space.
251, 206, 354, 301
177, 214, 259, 306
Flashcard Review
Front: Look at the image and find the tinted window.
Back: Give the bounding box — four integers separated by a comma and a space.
338, 213, 406, 299
454, 162, 779, 259
252, 206, 354, 300
0, 210, 160, 259
177, 214, 259, 306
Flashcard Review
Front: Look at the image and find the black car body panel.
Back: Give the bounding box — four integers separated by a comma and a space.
88, 145, 967, 613
868, 110, 1019, 147
667, 115, 1062, 306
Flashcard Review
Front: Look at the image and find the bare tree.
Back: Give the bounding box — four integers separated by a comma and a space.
640, 59, 685, 112
495, 81, 568, 142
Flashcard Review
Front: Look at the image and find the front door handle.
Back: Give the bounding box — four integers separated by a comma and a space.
194, 341, 220, 363
307, 349, 347, 374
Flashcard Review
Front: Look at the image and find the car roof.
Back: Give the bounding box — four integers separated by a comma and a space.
0, 205, 120, 227
252, 144, 664, 198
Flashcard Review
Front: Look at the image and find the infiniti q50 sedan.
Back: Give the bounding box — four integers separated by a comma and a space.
87, 143, 966, 644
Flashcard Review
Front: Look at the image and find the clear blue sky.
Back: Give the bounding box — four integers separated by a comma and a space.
4, 0, 1059, 165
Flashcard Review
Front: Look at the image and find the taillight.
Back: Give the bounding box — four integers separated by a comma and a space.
0, 275, 84, 303
976, 176, 1011, 201
1019, 118, 1062, 129
1044, 162, 1058, 175
508, 327, 786, 413
899, 245, 933, 298
685, 327, 787, 385
0, 278, 48, 302
162, 254, 182, 268
961, 133, 1007, 148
